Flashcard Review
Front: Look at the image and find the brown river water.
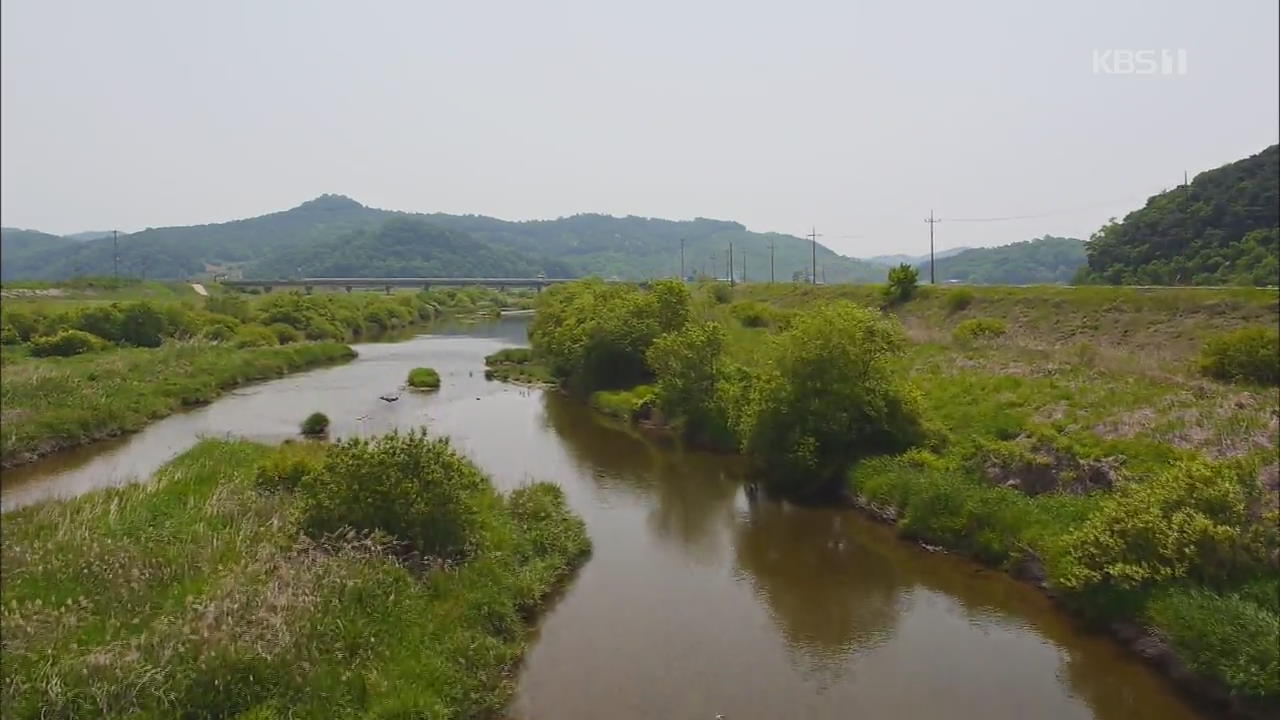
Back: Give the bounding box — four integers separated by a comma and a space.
1, 317, 1208, 720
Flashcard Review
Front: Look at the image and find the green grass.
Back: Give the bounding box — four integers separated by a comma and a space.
407, 367, 441, 389
0, 438, 590, 718
482, 348, 554, 386
0, 341, 355, 465
588, 385, 656, 422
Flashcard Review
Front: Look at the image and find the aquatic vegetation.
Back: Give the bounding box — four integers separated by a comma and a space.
407, 366, 441, 389
300, 411, 330, 436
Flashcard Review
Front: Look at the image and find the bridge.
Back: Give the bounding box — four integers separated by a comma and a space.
219, 277, 584, 293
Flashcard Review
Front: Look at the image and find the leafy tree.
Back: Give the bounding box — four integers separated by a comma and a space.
646, 321, 727, 441
119, 302, 167, 347
883, 263, 919, 303
730, 302, 925, 496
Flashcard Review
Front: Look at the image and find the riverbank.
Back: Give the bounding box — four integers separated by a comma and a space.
0, 436, 590, 717
0, 341, 355, 467
521, 279, 1279, 714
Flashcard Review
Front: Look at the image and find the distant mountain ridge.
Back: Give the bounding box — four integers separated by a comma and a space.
919, 236, 1086, 285
863, 247, 970, 267
0, 194, 887, 283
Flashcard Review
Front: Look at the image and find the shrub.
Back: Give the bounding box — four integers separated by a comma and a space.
945, 288, 975, 313
29, 329, 107, 357
268, 322, 303, 344
298, 431, 496, 561
484, 347, 533, 366
709, 282, 733, 304
71, 304, 124, 342
205, 294, 252, 321
953, 317, 1008, 342
1147, 586, 1280, 698
407, 367, 441, 389
730, 300, 772, 328
254, 443, 322, 492
119, 301, 167, 347
530, 278, 692, 392
200, 324, 236, 342
1, 309, 41, 342
0, 324, 19, 345
883, 263, 919, 304
1056, 460, 1260, 591
647, 321, 727, 439
233, 324, 279, 348
589, 385, 657, 422
731, 302, 924, 496
300, 411, 330, 436
1198, 327, 1279, 385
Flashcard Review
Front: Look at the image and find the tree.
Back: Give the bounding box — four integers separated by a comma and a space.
883, 263, 919, 303
731, 302, 924, 497
646, 321, 727, 441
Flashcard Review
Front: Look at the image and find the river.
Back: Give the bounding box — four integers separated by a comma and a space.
0, 317, 1207, 719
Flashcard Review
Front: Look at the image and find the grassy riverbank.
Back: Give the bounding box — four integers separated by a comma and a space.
0, 341, 355, 466
1, 436, 590, 717
524, 279, 1279, 710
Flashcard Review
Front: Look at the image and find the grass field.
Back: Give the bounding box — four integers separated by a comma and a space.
0, 341, 355, 466
1, 438, 590, 718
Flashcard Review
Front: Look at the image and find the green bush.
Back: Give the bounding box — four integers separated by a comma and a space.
953, 317, 1008, 342
709, 282, 733, 304
200, 324, 236, 342
1056, 460, 1260, 591
883, 263, 919, 304
71, 304, 124, 342
0, 309, 41, 342
1198, 327, 1280, 385
945, 288, 975, 313
647, 321, 729, 441
254, 443, 322, 492
407, 367, 441, 389
484, 347, 533, 366
300, 412, 330, 436
731, 302, 924, 496
729, 300, 772, 328
29, 329, 108, 357
233, 324, 279, 348
268, 322, 303, 345
589, 385, 657, 421
298, 432, 496, 561
1147, 586, 1280, 698
0, 324, 19, 345
119, 301, 167, 347
530, 278, 691, 392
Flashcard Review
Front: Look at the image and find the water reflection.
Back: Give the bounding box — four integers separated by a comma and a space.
733, 498, 903, 668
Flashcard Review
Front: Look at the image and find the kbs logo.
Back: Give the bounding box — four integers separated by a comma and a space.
1092, 49, 1188, 75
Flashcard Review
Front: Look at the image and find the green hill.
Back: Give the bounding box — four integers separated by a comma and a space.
918, 236, 1086, 285
1079, 144, 1279, 286
0, 229, 82, 281
247, 217, 570, 279
0, 195, 883, 282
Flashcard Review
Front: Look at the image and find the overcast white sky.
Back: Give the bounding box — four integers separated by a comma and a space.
2, 0, 1277, 257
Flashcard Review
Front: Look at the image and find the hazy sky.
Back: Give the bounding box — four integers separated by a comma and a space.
2, 0, 1277, 257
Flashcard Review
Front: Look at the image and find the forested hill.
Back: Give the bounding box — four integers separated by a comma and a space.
918, 236, 1086, 285
1079, 144, 1279, 286
0, 228, 82, 280
247, 217, 571, 279
0, 194, 882, 282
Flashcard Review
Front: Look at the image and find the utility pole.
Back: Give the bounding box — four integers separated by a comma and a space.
807, 226, 822, 285
728, 242, 735, 287
924, 211, 941, 284
742, 251, 747, 283
680, 238, 685, 279
113, 230, 119, 281
769, 239, 775, 283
